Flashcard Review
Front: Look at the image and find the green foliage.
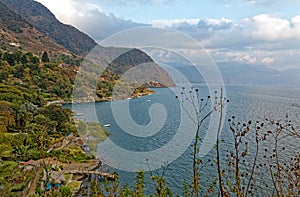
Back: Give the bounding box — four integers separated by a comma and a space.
0, 98, 79, 194
151, 175, 173, 197
40, 105, 72, 133
90, 180, 102, 197
0, 144, 13, 159
50, 146, 95, 163
59, 186, 72, 197
0, 50, 76, 100
1, 51, 39, 67
0, 101, 16, 133
0, 84, 24, 104
0, 48, 299, 197
96, 69, 154, 101
135, 171, 145, 196
41, 51, 49, 63
0, 161, 19, 194
77, 120, 88, 136
55, 53, 82, 66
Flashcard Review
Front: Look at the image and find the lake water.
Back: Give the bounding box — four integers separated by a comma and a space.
66, 85, 300, 195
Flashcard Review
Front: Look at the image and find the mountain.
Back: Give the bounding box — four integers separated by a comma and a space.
218, 62, 281, 85
148, 49, 300, 86
217, 62, 300, 86
0, 0, 97, 56
0, 0, 175, 91
280, 68, 300, 85
108, 49, 175, 87
0, 1, 68, 54
174, 61, 300, 86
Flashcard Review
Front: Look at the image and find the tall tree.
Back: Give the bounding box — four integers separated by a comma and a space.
41, 51, 49, 63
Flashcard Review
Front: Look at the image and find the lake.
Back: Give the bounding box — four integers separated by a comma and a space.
66, 85, 300, 195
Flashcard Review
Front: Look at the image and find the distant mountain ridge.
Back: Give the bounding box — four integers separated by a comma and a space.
151, 51, 300, 86
218, 62, 300, 86
0, 0, 97, 55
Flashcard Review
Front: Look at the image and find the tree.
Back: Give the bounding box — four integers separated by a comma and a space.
59, 186, 72, 197
41, 51, 50, 63
40, 105, 73, 133
176, 88, 228, 197
0, 60, 12, 82
0, 101, 16, 132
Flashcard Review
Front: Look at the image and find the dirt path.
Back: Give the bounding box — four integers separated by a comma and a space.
62, 159, 100, 171
27, 167, 43, 196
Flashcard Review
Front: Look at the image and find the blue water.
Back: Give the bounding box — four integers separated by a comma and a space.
66, 85, 300, 195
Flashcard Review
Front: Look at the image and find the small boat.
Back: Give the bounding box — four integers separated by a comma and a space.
104, 124, 111, 127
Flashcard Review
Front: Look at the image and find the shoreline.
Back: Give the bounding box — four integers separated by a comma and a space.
48, 86, 174, 106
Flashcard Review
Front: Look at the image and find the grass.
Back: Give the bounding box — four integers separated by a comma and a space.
67, 181, 82, 191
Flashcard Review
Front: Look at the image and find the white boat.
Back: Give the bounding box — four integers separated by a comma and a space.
104, 124, 111, 127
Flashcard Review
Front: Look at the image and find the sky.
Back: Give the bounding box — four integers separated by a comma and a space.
35, 0, 300, 70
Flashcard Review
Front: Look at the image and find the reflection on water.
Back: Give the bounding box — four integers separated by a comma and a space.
66, 85, 300, 195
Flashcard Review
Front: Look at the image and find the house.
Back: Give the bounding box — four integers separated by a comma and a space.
41, 170, 66, 190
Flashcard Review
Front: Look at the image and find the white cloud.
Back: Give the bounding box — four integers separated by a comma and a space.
152, 19, 199, 28
73, 12, 147, 41
97, 0, 174, 7
35, 0, 147, 41
152, 17, 234, 30
34, 0, 300, 70
235, 54, 257, 64
36, 0, 102, 24
242, 14, 300, 41
151, 15, 300, 69
262, 57, 275, 64
204, 18, 233, 29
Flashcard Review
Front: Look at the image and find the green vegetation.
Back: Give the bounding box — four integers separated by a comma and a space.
0, 50, 76, 101
96, 69, 154, 100
0, 43, 298, 196
0, 50, 94, 196
41, 51, 49, 63
0, 99, 80, 195
50, 145, 95, 163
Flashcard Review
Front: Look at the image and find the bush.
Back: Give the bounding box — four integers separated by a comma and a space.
59, 186, 72, 197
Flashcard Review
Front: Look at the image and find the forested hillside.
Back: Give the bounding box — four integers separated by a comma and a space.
0, 1, 69, 54
0, 0, 97, 55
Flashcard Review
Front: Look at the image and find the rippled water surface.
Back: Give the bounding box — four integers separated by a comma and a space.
67, 85, 300, 195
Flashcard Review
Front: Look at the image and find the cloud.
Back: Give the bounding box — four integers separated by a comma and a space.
72, 12, 148, 41
36, 0, 147, 41
97, 0, 174, 7
35, 0, 300, 70
36, 0, 102, 22
152, 17, 234, 30
219, 0, 298, 7
151, 17, 237, 43
244, 0, 276, 6
152, 15, 300, 69
210, 49, 274, 66
242, 14, 300, 41
262, 57, 275, 64
198, 18, 233, 30
152, 19, 199, 28
235, 54, 257, 64
152, 15, 300, 47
